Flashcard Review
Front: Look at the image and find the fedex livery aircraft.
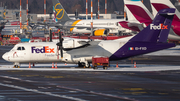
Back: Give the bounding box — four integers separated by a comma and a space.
2, 8, 176, 68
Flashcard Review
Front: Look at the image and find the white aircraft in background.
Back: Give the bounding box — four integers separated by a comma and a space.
46, 0, 134, 36
123, 0, 180, 40
2, 8, 176, 68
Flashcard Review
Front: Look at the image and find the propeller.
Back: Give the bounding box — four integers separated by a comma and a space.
49, 28, 52, 42
56, 29, 63, 59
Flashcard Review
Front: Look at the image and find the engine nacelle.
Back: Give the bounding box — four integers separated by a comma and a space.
93, 29, 109, 36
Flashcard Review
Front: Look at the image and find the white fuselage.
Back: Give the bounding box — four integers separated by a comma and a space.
2, 37, 133, 65
65, 19, 127, 34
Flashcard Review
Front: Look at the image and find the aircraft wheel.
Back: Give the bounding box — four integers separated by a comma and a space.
93, 66, 98, 69
103, 66, 108, 70
14, 65, 19, 68
86, 63, 91, 68
78, 62, 84, 67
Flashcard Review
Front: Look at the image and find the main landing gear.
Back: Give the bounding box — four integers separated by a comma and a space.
78, 62, 91, 68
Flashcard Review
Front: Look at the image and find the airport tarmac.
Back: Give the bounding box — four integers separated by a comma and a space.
0, 64, 180, 101
0, 46, 180, 101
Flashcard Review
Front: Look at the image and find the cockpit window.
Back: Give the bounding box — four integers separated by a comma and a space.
17, 47, 21, 50
17, 47, 25, 50
22, 47, 25, 50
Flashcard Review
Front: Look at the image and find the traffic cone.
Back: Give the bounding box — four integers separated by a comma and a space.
55, 63, 57, 69
65, 63, 67, 66
116, 63, 119, 68
52, 62, 54, 68
134, 62, 137, 68
29, 62, 31, 68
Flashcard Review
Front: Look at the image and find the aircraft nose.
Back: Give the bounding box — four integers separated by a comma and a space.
2, 52, 9, 61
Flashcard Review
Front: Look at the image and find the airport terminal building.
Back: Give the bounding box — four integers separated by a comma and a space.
0, 7, 37, 22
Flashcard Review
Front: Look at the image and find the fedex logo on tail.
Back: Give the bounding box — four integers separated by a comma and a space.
32, 46, 55, 53
150, 24, 168, 30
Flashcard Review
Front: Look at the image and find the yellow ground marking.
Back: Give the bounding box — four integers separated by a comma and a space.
44, 75, 64, 79
7, 70, 23, 72
158, 93, 168, 95
21, 75, 39, 77
124, 92, 147, 95
122, 88, 144, 91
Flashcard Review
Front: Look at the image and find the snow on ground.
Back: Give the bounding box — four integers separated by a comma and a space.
0, 63, 180, 72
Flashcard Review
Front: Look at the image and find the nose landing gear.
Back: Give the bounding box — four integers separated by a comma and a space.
13, 63, 20, 68
13, 65, 20, 68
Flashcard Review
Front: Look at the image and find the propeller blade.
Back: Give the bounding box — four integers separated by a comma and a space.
59, 30, 62, 43
57, 46, 59, 59
60, 46, 63, 58
58, 29, 63, 58
49, 28, 52, 42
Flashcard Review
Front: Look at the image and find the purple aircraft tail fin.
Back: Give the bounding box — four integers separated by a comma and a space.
129, 8, 175, 43
110, 8, 176, 60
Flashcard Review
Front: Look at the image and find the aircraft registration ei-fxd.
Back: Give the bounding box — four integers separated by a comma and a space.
2, 8, 176, 68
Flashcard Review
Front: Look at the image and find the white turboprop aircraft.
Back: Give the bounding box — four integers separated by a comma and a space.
2, 8, 176, 68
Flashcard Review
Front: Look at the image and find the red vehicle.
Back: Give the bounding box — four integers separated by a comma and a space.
92, 57, 109, 69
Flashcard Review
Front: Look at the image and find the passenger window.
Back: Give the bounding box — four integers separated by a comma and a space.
22, 47, 25, 50
17, 47, 21, 50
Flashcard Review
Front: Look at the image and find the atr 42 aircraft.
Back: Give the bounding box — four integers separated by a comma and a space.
2, 8, 176, 68
123, 0, 180, 40
47, 0, 130, 36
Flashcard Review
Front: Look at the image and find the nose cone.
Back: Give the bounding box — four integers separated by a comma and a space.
2, 52, 9, 61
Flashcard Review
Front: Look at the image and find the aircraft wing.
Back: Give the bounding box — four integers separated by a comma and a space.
88, 40, 101, 45
37, 22, 61, 26
63, 40, 101, 51
78, 40, 101, 46
37, 22, 119, 30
